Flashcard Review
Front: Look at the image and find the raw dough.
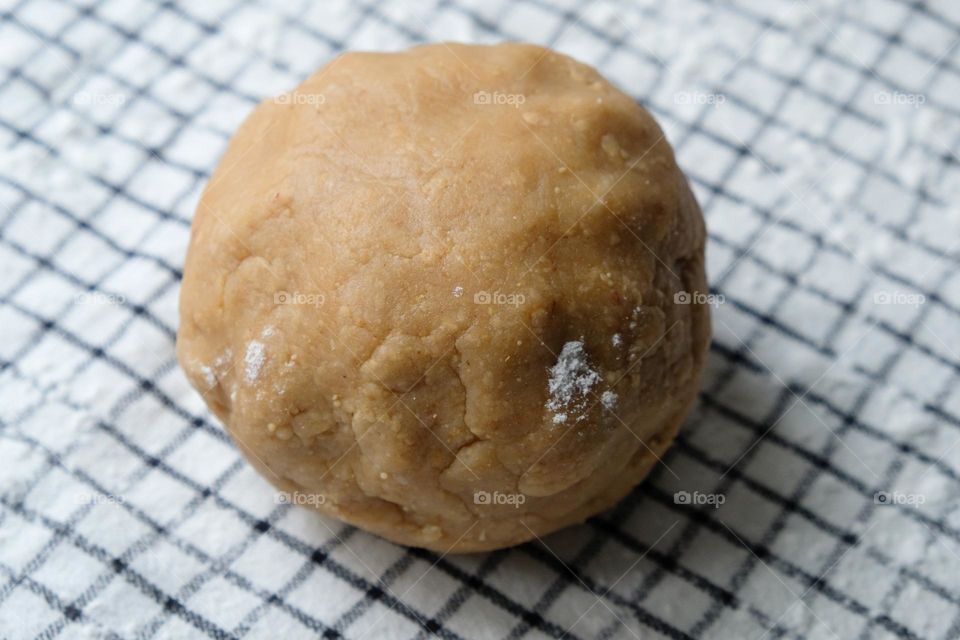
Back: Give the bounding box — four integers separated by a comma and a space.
177, 43, 710, 552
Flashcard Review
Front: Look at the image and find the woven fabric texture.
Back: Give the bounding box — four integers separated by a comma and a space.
1, 0, 959, 638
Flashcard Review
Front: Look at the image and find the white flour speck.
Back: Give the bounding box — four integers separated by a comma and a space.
453, 286, 464, 298
201, 348, 233, 388
244, 341, 265, 383
601, 390, 619, 410
612, 333, 623, 348
200, 365, 216, 389
214, 348, 232, 368
546, 341, 600, 423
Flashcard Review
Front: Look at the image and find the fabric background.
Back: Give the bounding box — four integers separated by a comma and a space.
1, 0, 959, 638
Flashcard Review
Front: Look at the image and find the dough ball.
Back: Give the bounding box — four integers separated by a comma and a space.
177, 43, 710, 552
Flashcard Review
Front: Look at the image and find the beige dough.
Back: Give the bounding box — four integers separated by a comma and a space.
177, 42, 710, 552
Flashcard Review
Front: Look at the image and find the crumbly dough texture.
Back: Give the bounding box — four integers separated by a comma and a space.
177, 43, 710, 552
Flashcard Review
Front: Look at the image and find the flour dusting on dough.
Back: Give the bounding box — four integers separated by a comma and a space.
601, 390, 619, 410
244, 341, 265, 383
546, 341, 601, 424
200, 348, 232, 389
200, 365, 216, 389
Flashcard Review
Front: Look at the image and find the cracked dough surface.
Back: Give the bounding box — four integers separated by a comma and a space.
177, 42, 710, 552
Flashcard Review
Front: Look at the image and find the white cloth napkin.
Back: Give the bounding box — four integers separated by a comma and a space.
1, 0, 959, 638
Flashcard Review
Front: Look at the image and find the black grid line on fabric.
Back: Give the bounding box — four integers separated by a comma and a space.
0, 368, 457, 640
675, 391, 960, 574
0, 6, 402, 640
685, 4, 932, 635
703, 344, 960, 546
0, 0, 232, 381
0, 3, 267, 226
0, 421, 130, 640
0, 0, 326, 411
587, 500, 792, 640
689, 0, 960, 298
0, 564, 124, 640
0, 1, 378, 636
675, 399, 957, 636
669, 429, 960, 612
1, 0, 958, 638
634, 485, 928, 640
2, 494, 235, 639
2, 352, 256, 637
767, 5, 960, 635
407, 552, 504, 640
612, 4, 841, 627
0, 329, 234, 637
709, 0, 960, 119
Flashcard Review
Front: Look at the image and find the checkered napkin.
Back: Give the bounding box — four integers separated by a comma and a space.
2, 0, 960, 638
